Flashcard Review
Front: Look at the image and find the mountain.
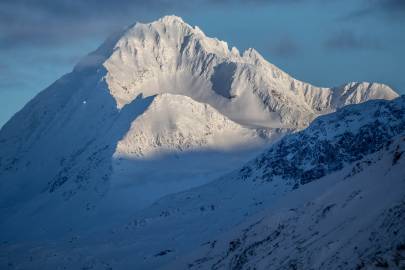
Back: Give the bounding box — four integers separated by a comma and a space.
84, 15, 397, 129
0, 15, 401, 267
2, 95, 404, 270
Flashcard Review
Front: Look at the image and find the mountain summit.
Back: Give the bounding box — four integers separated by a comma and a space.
78, 15, 398, 128
0, 16, 400, 254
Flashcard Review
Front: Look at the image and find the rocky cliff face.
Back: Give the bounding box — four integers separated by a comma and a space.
237, 96, 405, 187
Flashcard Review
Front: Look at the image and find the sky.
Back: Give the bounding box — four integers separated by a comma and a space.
0, 0, 404, 127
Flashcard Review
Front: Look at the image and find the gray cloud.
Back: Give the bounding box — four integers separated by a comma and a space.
0, 0, 183, 49
269, 36, 300, 58
1, 0, 403, 51
0, 63, 8, 72
0, 0, 309, 49
208, 0, 303, 4
324, 30, 383, 50
342, 0, 405, 21
372, 0, 405, 13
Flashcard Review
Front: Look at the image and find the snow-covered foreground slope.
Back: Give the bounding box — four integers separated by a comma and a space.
2, 97, 404, 270
168, 135, 405, 270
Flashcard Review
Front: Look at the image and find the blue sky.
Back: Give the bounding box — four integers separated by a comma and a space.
0, 0, 404, 127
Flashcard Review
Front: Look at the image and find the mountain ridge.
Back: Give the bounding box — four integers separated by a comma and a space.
77, 15, 398, 129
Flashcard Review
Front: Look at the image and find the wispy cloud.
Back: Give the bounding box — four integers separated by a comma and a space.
323, 30, 383, 51
0, 0, 309, 49
269, 36, 300, 58
0, 0, 181, 49
341, 0, 405, 21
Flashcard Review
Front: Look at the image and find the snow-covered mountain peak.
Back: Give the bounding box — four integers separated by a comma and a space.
96, 15, 398, 128
118, 14, 232, 60
102, 16, 237, 109
158, 14, 185, 25
242, 48, 265, 64
337, 81, 398, 103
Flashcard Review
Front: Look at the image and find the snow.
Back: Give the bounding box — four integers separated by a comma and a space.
102, 15, 398, 129
1, 96, 404, 270
109, 93, 266, 210
0, 15, 402, 270
114, 93, 262, 158
166, 134, 405, 270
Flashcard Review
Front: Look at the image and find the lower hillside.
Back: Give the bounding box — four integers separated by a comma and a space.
168, 134, 405, 270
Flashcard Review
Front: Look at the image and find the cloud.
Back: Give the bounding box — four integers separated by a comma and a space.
0, 64, 29, 91
269, 36, 300, 58
0, 0, 402, 51
374, 0, 405, 13
323, 30, 383, 51
0, 0, 184, 49
0, 0, 309, 49
208, 0, 303, 4
0, 63, 8, 72
341, 0, 405, 21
